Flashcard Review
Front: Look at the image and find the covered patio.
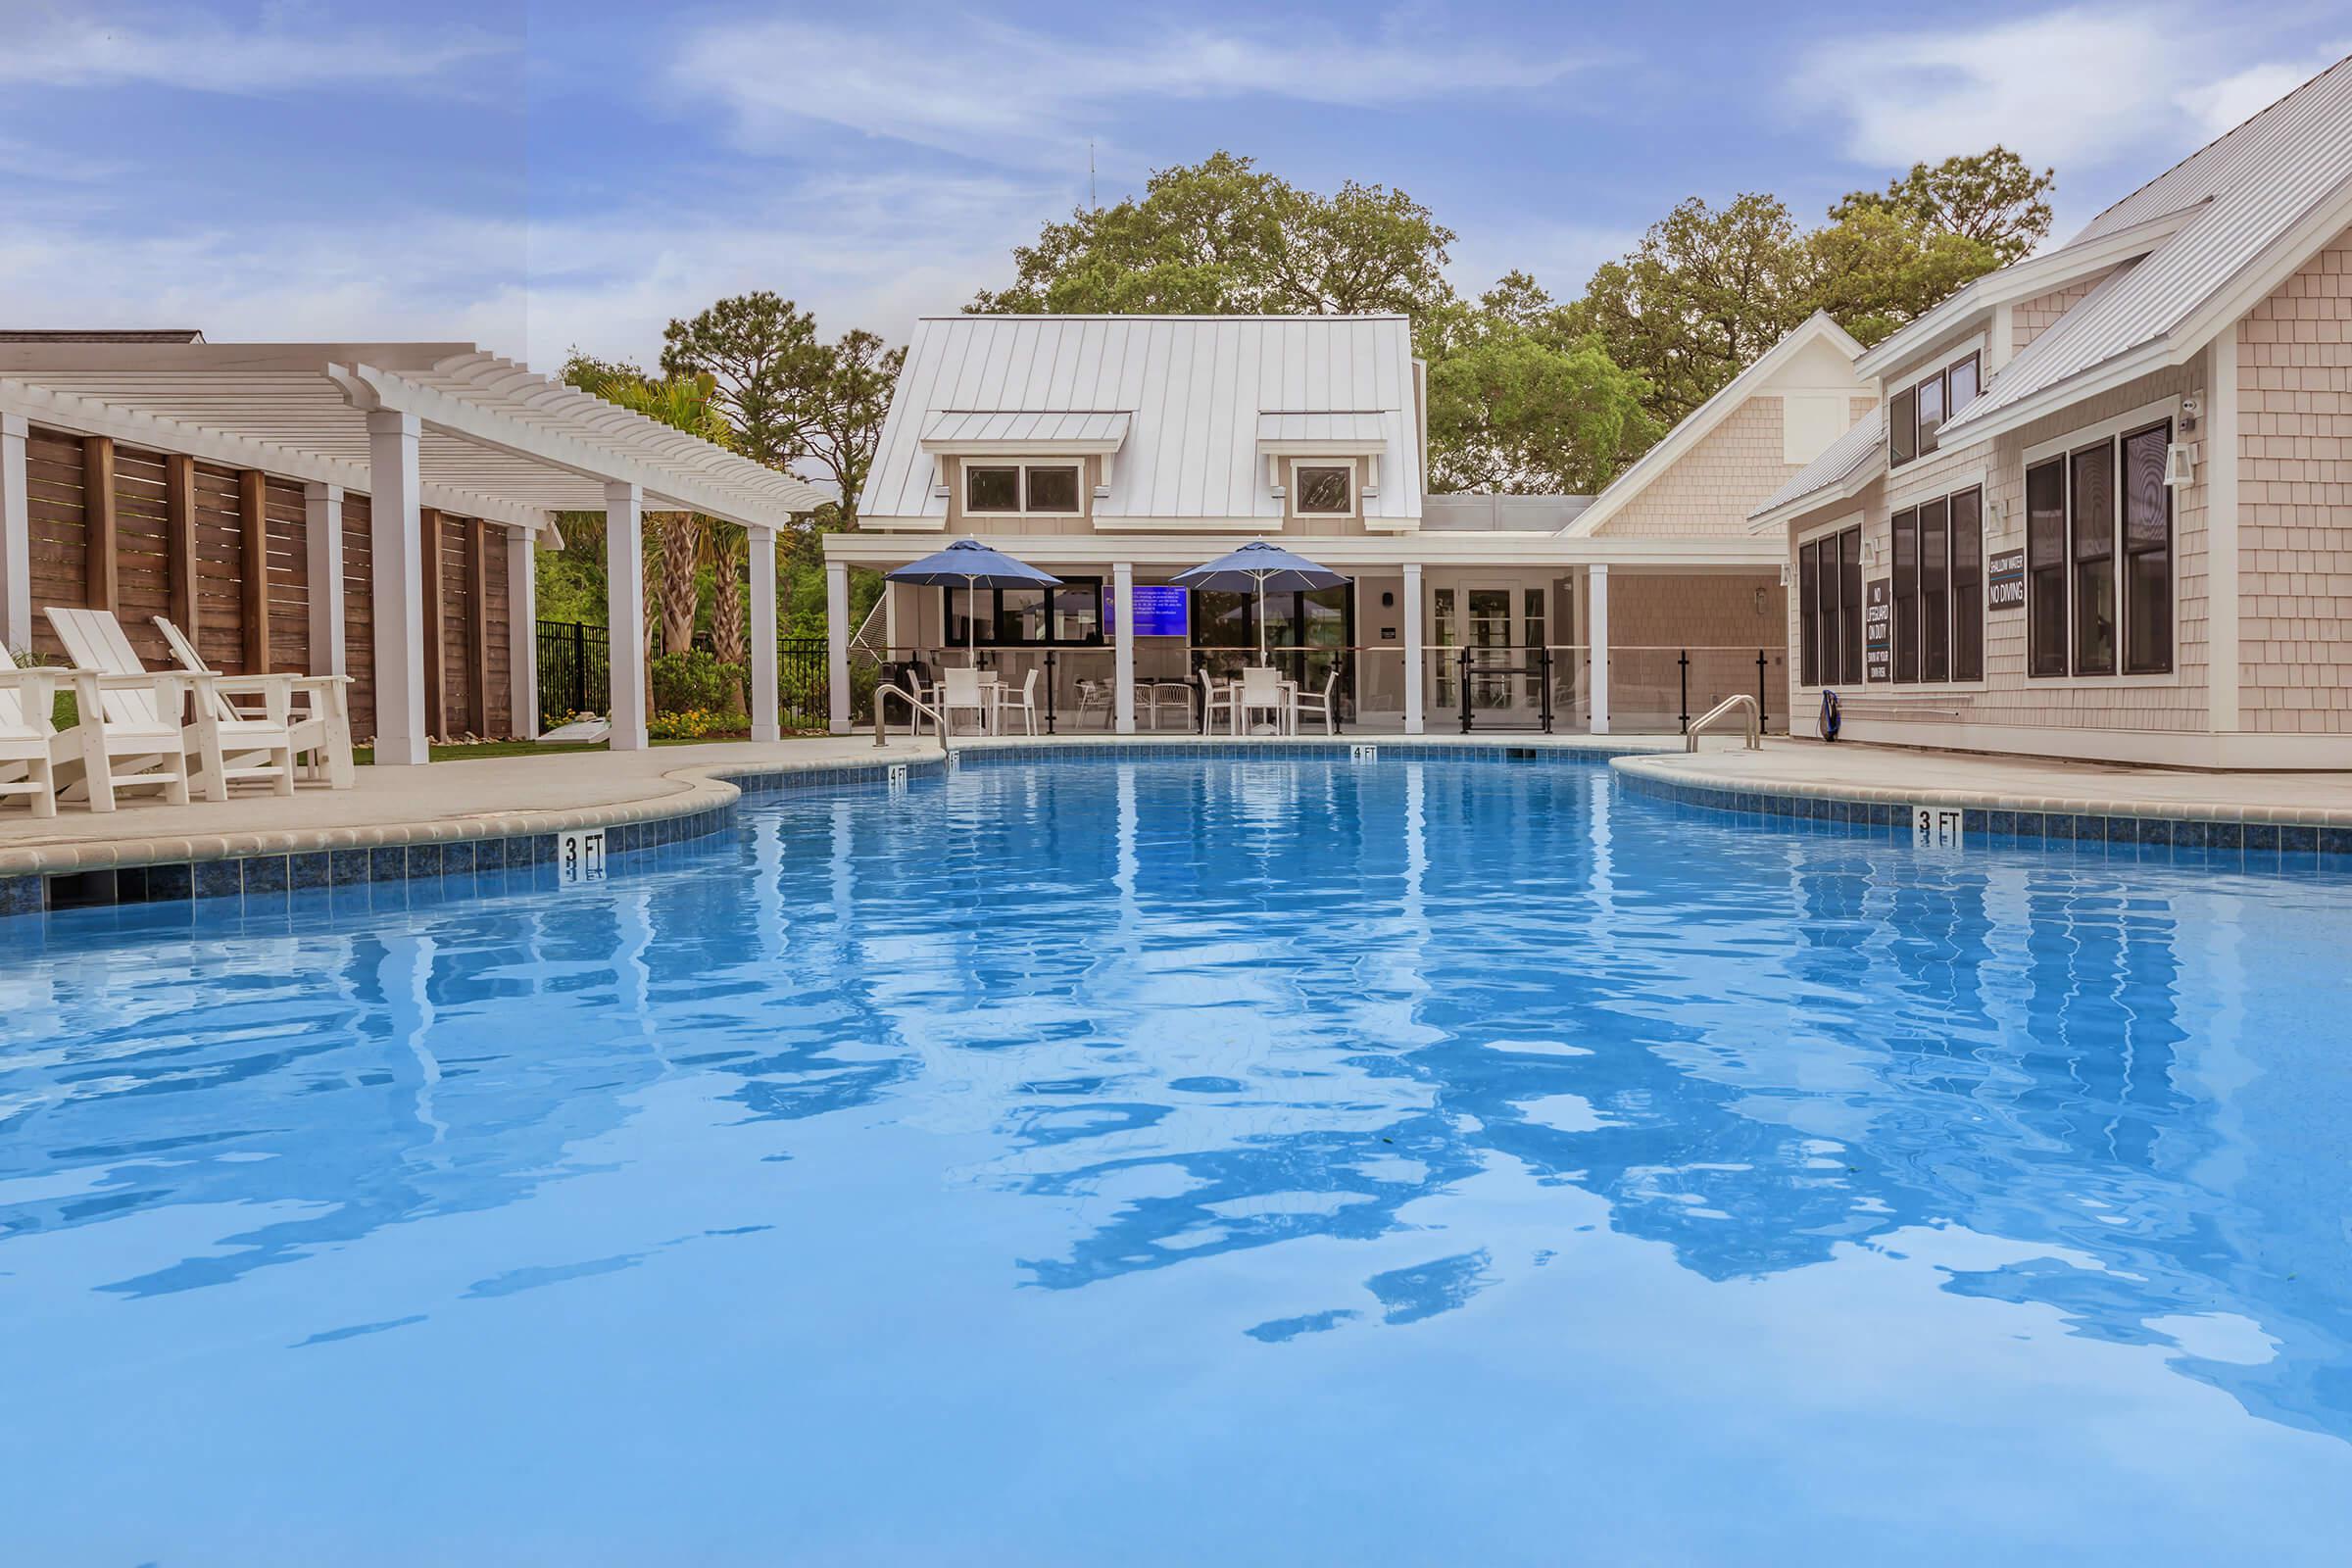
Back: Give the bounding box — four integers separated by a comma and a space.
0, 336, 828, 766
823, 532, 1789, 738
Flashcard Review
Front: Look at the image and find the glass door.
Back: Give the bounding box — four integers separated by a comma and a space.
1431, 584, 1460, 712
1466, 585, 1516, 715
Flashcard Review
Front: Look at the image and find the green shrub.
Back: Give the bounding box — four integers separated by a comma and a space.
648, 708, 727, 740
649, 650, 746, 715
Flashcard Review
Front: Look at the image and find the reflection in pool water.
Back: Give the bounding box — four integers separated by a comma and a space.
3, 757, 2349, 1563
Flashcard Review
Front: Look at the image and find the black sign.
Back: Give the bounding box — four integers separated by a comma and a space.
1986, 548, 2027, 611
1864, 578, 1892, 683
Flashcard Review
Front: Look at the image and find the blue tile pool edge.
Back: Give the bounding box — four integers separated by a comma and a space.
1610, 763, 2352, 875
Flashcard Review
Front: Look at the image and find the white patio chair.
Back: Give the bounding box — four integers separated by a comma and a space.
1238, 665, 1289, 736
940, 666, 993, 736
9, 635, 195, 811
155, 615, 354, 788
1292, 667, 1341, 736
0, 649, 71, 817
47, 607, 295, 803
1074, 678, 1114, 729
997, 668, 1042, 736
1199, 668, 1236, 735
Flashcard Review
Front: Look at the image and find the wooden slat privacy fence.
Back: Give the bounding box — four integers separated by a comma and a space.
12, 423, 526, 744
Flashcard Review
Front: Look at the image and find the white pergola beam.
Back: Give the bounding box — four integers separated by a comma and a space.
368, 410, 431, 765
0, 413, 28, 653
304, 482, 345, 679
749, 527, 779, 743
606, 482, 649, 751
508, 525, 540, 738
825, 561, 851, 735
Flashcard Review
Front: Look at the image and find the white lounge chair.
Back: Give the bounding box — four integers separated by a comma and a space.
1237, 666, 1289, 736
8, 637, 196, 811
0, 648, 71, 817
47, 607, 295, 803
1293, 667, 1341, 736
155, 616, 354, 788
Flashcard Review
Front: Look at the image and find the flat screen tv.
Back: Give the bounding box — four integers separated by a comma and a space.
1103, 584, 1190, 637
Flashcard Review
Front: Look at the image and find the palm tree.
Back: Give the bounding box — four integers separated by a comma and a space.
569, 365, 729, 658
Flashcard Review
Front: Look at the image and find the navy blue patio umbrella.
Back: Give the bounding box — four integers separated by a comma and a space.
1171, 541, 1348, 665
887, 538, 1062, 665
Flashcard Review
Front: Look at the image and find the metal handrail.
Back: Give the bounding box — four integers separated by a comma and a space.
1686, 693, 1761, 752
874, 683, 954, 752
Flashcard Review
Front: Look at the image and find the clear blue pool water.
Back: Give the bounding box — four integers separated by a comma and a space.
4, 755, 2351, 1564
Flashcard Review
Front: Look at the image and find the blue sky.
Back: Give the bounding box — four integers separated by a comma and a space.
3, 1, 2345, 368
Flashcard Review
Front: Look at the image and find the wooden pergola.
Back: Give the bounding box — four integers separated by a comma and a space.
0, 338, 828, 761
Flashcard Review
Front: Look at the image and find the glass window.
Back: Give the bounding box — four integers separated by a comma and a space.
1839, 527, 1864, 685
1892, 508, 1920, 683
966, 466, 1020, 513
2123, 421, 2173, 674
1946, 354, 1981, 417
1890, 386, 1917, 467
2070, 440, 2116, 676
1025, 466, 1080, 514
1951, 488, 1984, 682
1052, 581, 1102, 644
1296, 465, 1352, 514
2028, 459, 2068, 677
941, 585, 988, 649
1920, 497, 1950, 681
1522, 587, 1545, 652
1800, 540, 1821, 687
1917, 372, 1946, 459
999, 588, 1049, 644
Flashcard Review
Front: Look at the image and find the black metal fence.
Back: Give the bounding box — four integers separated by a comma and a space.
538, 619, 611, 728
537, 620, 835, 730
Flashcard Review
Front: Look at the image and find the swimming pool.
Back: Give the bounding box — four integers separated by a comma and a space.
4, 753, 2349, 1563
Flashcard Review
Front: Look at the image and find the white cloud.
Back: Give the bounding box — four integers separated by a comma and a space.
1791, 7, 2332, 172
673, 16, 1592, 166
0, 4, 510, 94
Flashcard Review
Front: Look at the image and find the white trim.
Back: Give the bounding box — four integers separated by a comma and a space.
1852, 206, 2201, 380
0, 413, 28, 652
605, 481, 650, 751
1886, 461, 1992, 511
1587, 564, 1610, 734
1401, 562, 1425, 734
1112, 562, 1137, 735
1796, 509, 1866, 548
823, 528, 1787, 570
303, 482, 345, 680
1564, 311, 1866, 538
824, 560, 851, 735
508, 524, 540, 738
748, 527, 778, 743
2021, 394, 2180, 467
367, 409, 430, 765
2208, 328, 2241, 733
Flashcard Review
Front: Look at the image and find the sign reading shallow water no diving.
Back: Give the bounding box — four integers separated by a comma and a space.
1987, 549, 2027, 611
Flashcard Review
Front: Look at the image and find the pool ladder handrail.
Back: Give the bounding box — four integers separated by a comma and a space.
1686, 693, 1762, 752
874, 683, 955, 753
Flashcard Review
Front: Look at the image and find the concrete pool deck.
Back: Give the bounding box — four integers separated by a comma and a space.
9, 725, 2352, 887
1618, 739, 2352, 827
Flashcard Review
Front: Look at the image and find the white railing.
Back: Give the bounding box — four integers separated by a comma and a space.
1686, 693, 1761, 753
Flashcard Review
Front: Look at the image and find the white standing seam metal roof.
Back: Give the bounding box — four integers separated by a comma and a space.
1747, 407, 1886, 526
1254, 411, 1390, 444
920, 410, 1134, 446
0, 342, 831, 534
1944, 54, 2352, 440
860, 316, 1424, 525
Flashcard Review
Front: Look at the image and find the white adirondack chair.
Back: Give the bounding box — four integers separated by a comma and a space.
9, 635, 195, 811
154, 615, 354, 788
47, 608, 294, 804
0, 648, 71, 817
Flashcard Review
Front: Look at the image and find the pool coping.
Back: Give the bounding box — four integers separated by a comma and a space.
0, 735, 1655, 921
1611, 752, 2352, 864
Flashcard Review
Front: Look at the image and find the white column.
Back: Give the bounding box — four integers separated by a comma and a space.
1402, 562, 1425, 735
605, 480, 649, 752
1589, 563, 1611, 736
507, 524, 539, 738
304, 482, 345, 678
749, 526, 779, 743
825, 559, 851, 734
1112, 561, 1136, 734
0, 414, 28, 654
367, 409, 430, 764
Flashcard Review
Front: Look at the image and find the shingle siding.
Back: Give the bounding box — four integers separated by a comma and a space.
1605, 398, 1802, 537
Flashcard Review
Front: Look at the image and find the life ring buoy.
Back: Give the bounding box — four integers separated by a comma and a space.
1820, 688, 1842, 743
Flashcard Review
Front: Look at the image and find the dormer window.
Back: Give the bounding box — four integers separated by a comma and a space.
1888, 349, 1982, 469
1295, 464, 1352, 514
965, 461, 1083, 515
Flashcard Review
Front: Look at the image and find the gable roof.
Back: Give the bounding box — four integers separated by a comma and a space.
1746, 406, 1886, 529
1561, 311, 1865, 537
859, 315, 1424, 525
1943, 54, 2352, 442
